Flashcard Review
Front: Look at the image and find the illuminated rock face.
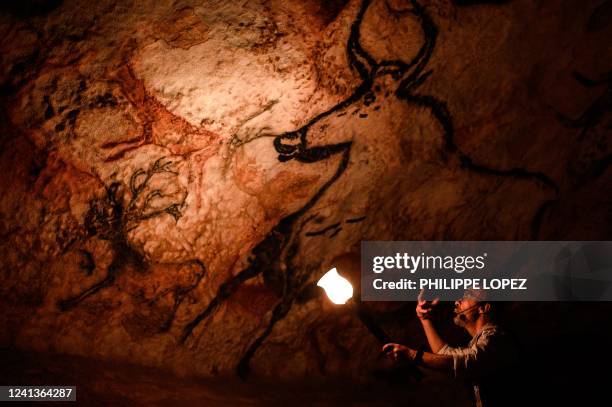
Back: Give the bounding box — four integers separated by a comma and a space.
0, 0, 609, 380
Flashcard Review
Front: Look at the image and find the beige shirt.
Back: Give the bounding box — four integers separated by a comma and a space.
437, 323, 517, 407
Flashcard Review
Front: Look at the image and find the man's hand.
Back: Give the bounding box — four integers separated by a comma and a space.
382, 343, 416, 362
416, 289, 439, 320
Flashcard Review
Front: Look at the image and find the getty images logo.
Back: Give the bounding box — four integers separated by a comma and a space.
372, 253, 488, 274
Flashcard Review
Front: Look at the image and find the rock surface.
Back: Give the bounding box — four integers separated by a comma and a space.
0, 0, 610, 383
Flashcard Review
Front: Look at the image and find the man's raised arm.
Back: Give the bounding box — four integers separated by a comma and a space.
416, 291, 446, 353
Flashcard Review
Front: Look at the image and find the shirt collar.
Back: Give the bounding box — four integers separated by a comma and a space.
470, 322, 498, 343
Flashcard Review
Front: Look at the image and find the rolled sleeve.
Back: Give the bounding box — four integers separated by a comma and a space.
436, 344, 452, 355
436, 327, 508, 380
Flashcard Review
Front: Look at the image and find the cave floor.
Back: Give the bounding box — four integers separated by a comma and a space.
0, 348, 468, 406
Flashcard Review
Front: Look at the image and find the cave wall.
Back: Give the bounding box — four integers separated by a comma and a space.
0, 0, 610, 381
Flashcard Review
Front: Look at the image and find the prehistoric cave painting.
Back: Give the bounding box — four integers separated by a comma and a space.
305, 222, 342, 237
556, 70, 611, 179
100, 65, 221, 162
304, 216, 366, 238
77, 249, 96, 276
181, 0, 559, 377
532, 70, 612, 236
58, 157, 188, 311
123, 259, 206, 336
153, 260, 206, 333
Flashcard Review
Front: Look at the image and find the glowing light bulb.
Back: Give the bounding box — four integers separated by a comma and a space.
317, 268, 353, 305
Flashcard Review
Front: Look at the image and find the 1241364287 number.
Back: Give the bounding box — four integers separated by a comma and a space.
7, 387, 73, 399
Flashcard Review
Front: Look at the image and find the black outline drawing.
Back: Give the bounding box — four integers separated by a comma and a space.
58, 157, 189, 312
533, 70, 612, 236
179, 0, 559, 378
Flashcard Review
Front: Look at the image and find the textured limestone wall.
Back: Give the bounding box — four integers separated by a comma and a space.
0, 0, 610, 380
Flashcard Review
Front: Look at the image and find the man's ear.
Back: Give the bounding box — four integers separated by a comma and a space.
479, 303, 491, 314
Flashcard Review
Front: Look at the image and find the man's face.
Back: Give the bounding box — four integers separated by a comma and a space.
453, 297, 480, 328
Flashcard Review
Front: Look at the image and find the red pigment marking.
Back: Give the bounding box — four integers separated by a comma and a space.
104, 65, 222, 162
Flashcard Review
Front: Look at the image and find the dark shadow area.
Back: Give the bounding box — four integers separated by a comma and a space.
0, 348, 470, 406
0, 0, 63, 18
1, 301, 610, 406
